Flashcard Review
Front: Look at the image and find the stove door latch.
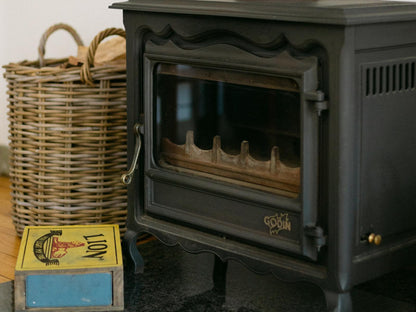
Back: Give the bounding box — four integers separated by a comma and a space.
304, 225, 327, 251
305, 90, 328, 117
121, 122, 143, 185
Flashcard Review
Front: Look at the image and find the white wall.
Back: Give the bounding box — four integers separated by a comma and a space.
0, 0, 124, 146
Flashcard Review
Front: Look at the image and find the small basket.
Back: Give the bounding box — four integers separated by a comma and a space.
4, 24, 127, 236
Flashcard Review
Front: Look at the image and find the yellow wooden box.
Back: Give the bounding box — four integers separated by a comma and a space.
15, 225, 124, 312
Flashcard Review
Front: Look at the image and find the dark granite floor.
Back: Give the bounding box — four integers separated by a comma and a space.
123, 239, 415, 312
1, 238, 415, 311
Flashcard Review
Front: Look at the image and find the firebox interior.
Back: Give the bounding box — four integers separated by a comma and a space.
154, 63, 301, 195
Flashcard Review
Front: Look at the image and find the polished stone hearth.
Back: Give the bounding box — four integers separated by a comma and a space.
2, 239, 415, 312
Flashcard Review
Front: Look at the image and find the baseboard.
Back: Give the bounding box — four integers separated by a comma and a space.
0, 145, 9, 176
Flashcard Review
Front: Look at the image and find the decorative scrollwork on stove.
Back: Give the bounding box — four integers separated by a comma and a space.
139, 24, 323, 58
124, 223, 326, 284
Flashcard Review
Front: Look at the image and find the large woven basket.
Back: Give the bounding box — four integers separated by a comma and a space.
4, 24, 127, 236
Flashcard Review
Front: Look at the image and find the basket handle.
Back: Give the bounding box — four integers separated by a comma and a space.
38, 23, 84, 68
80, 28, 126, 86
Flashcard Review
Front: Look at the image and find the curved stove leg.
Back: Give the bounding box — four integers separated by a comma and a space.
324, 289, 352, 312
212, 255, 228, 295
123, 229, 144, 274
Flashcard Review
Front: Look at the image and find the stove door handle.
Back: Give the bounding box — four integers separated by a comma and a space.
121, 123, 142, 185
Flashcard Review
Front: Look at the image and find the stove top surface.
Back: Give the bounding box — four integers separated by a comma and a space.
111, 0, 416, 25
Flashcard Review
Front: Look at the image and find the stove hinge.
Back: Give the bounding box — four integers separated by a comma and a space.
305, 90, 328, 116
304, 225, 327, 251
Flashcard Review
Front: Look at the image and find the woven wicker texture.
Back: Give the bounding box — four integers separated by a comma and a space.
3, 24, 127, 236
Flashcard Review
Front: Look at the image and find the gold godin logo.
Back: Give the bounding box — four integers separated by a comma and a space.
264, 213, 292, 236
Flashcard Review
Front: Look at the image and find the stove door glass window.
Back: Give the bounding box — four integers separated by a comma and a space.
154, 63, 301, 197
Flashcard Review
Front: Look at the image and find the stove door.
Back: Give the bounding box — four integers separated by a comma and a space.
141, 41, 323, 260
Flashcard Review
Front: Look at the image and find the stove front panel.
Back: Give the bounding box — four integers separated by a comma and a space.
141, 32, 323, 260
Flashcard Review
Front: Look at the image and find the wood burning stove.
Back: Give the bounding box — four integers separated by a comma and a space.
111, 1, 416, 311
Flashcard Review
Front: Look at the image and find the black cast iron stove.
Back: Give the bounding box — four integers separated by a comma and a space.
111, 1, 416, 310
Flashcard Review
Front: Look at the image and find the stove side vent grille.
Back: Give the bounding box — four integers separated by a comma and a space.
364, 59, 416, 96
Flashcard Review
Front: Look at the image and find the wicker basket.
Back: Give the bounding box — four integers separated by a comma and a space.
4, 24, 127, 236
